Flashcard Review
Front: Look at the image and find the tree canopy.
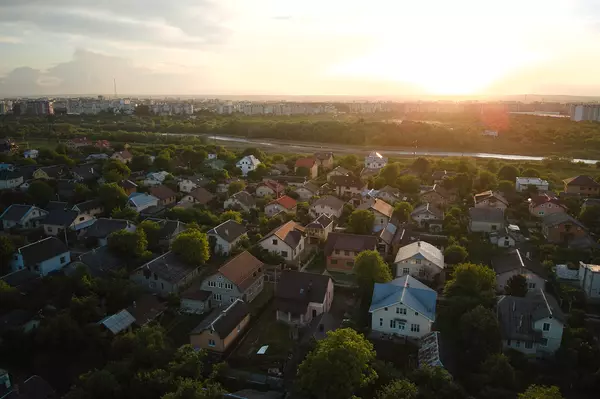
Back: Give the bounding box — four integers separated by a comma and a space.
505, 274, 528, 297
171, 230, 210, 266
354, 250, 393, 299
348, 209, 375, 235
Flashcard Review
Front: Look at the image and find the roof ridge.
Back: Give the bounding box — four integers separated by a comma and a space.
539, 289, 554, 319
18, 236, 54, 251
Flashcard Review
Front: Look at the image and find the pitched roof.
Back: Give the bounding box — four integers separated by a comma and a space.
474, 190, 508, 206
38, 165, 64, 178
73, 198, 103, 212
229, 191, 255, 207
149, 185, 177, 200
2, 375, 57, 399
78, 246, 125, 276
324, 232, 377, 256
311, 195, 345, 212
329, 175, 364, 188
369, 275, 437, 321
259, 179, 285, 193
314, 152, 333, 161
275, 271, 331, 315
379, 221, 398, 245
46, 201, 68, 211
497, 290, 565, 342
469, 207, 505, 223
491, 248, 548, 278
268, 195, 297, 210
529, 193, 564, 209
0, 204, 37, 222
264, 220, 305, 249
378, 185, 400, 196
394, 241, 444, 270
238, 155, 261, 166
300, 182, 320, 194
328, 166, 350, 176
0, 170, 23, 181
114, 149, 133, 160
18, 237, 69, 267
187, 187, 215, 205
357, 198, 393, 218
99, 310, 136, 334
128, 192, 158, 208
72, 164, 100, 180
563, 175, 600, 187
143, 217, 185, 239
208, 219, 247, 243
295, 157, 316, 168
411, 203, 443, 219
85, 218, 131, 238
42, 209, 79, 226
137, 252, 197, 284
218, 251, 263, 290
127, 294, 167, 326
541, 212, 586, 229
181, 287, 212, 301
190, 299, 250, 339
306, 214, 333, 230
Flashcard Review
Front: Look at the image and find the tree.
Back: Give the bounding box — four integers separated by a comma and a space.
497, 180, 515, 195
481, 353, 516, 389
171, 230, 210, 266
111, 207, 139, 222
348, 209, 375, 235
522, 168, 540, 178
376, 379, 418, 399
131, 154, 152, 171
412, 157, 431, 175
396, 175, 420, 193
579, 205, 600, 228
393, 201, 413, 222
0, 235, 15, 276
138, 220, 161, 249
409, 366, 466, 399
380, 163, 401, 185
443, 245, 468, 265
99, 183, 128, 213
444, 263, 497, 306
154, 154, 172, 171
108, 229, 148, 258
242, 147, 265, 160
27, 180, 54, 205
355, 250, 392, 299
0, 280, 18, 312
497, 165, 519, 182
296, 166, 310, 177
458, 305, 502, 366
227, 180, 246, 196
162, 378, 224, 399
505, 274, 528, 297
518, 385, 563, 399
297, 328, 377, 399
477, 170, 498, 191
103, 159, 131, 182
219, 210, 242, 224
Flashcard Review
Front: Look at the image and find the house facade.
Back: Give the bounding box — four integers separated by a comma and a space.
563, 175, 600, 196
130, 252, 200, 296
128, 193, 159, 212
469, 207, 505, 233
411, 203, 443, 229
111, 150, 133, 164
364, 151, 388, 170
207, 219, 248, 255
529, 194, 566, 217
473, 190, 508, 211
420, 185, 457, 209
224, 191, 256, 212
0, 171, 24, 189
42, 210, 96, 236
11, 237, 71, 276
256, 180, 284, 198
275, 271, 334, 326
294, 158, 318, 178
0, 205, 48, 230
309, 195, 345, 219
149, 185, 178, 206
515, 177, 549, 193
357, 198, 393, 232
578, 262, 600, 299
236, 155, 261, 176
314, 152, 334, 170
324, 232, 377, 273
327, 166, 350, 182
541, 213, 588, 244
265, 196, 297, 217
394, 241, 444, 280
259, 221, 306, 262
330, 175, 366, 198
492, 249, 547, 293
369, 275, 437, 339
305, 214, 334, 244
189, 300, 250, 353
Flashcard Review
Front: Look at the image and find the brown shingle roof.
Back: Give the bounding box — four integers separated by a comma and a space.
218, 251, 263, 289
324, 232, 377, 256
188, 187, 215, 205
358, 198, 393, 218
150, 185, 177, 201
563, 175, 600, 187
295, 157, 316, 168
264, 220, 305, 249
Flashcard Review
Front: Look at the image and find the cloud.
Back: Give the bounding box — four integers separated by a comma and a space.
0, 1, 228, 50
0, 36, 21, 43
0, 49, 211, 96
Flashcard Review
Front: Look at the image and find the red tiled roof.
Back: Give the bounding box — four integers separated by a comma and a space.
218, 251, 263, 288
260, 179, 285, 193
270, 195, 297, 210
295, 157, 316, 168
530, 193, 564, 208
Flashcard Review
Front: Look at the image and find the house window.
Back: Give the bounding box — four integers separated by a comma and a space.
543, 323, 550, 331
528, 283, 536, 289
335, 249, 340, 255
208, 339, 216, 347
79, 216, 85, 221
237, 324, 241, 332
48, 227, 53, 233
218, 282, 223, 288
230, 298, 235, 303
399, 308, 407, 315
154, 273, 158, 281
415, 259, 421, 265
60, 256, 66, 264
213, 294, 222, 301
507, 339, 511, 346
516, 341, 521, 348
540, 338, 548, 347
272, 239, 277, 245
331, 260, 337, 265
389, 320, 396, 328
492, 225, 497, 231
396, 307, 399, 314
402, 268, 410, 275
161, 283, 164, 289
410, 324, 420, 332
384, 307, 388, 311
398, 323, 405, 331
344, 250, 349, 256
281, 251, 288, 258
525, 341, 533, 349
379, 318, 383, 327
539, 211, 544, 215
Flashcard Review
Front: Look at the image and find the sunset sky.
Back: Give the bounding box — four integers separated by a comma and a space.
1, 0, 600, 96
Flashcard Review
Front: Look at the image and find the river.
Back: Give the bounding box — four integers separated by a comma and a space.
161, 133, 600, 164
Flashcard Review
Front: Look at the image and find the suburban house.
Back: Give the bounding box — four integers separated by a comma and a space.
394, 241, 445, 280
72, 199, 104, 217
327, 166, 350, 181
71, 164, 101, 182
528, 194, 566, 217
563, 175, 600, 196
420, 185, 457, 209
469, 207, 505, 233
275, 271, 334, 326
364, 151, 388, 169
294, 157, 318, 178
270, 175, 307, 187
46, 201, 68, 211
56, 179, 77, 200
224, 191, 256, 212
255, 179, 285, 198
236, 155, 261, 176
492, 249, 547, 293
178, 176, 208, 193
357, 198, 394, 232
200, 251, 264, 307
581, 197, 600, 211
180, 187, 215, 207
431, 170, 456, 184
76, 246, 126, 277
23, 149, 39, 159
473, 190, 509, 211
189, 299, 250, 353
497, 290, 565, 356
111, 149, 133, 164
130, 252, 200, 296
259, 221, 306, 263
377, 221, 400, 255
314, 152, 334, 170
10, 237, 71, 276
143, 171, 170, 187
128, 192, 159, 212
143, 218, 187, 248
0, 204, 48, 230
0, 170, 24, 189
330, 175, 367, 198
541, 213, 588, 244
149, 185, 178, 206
376, 186, 404, 204
411, 203, 443, 231
33, 165, 65, 180
180, 286, 212, 314
86, 153, 109, 161
369, 275, 437, 339
66, 137, 91, 149
295, 182, 320, 201
515, 177, 549, 193
324, 232, 377, 273
490, 227, 518, 248
305, 214, 334, 244
309, 195, 345, 219
271, 163, 290, 175
84, 218, 136, 246
265, 195, 297, 217
207, 219, 248, 255
41, 209, 95, 236
578, 261, 600, 299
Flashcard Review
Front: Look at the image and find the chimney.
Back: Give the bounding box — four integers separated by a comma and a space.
417, 241, 421, 247
526, 252, 531, 260
133, 301, 137, 308
225, 229, 229, 236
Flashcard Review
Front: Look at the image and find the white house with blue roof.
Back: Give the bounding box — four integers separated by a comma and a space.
127, 192, 159, 212
369, 275, 437, 339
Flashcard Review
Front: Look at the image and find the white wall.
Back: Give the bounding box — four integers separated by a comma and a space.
470, 220, 504, 233
395, 257, 442, 280
310, 204, 342, 218
260, 234, 304, 261
534, 317, 564, 354
371, 305, 432, 338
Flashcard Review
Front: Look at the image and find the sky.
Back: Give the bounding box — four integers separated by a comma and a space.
1, 0, 600, 97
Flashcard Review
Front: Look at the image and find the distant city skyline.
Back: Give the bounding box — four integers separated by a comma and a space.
2, 1, 600, 97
